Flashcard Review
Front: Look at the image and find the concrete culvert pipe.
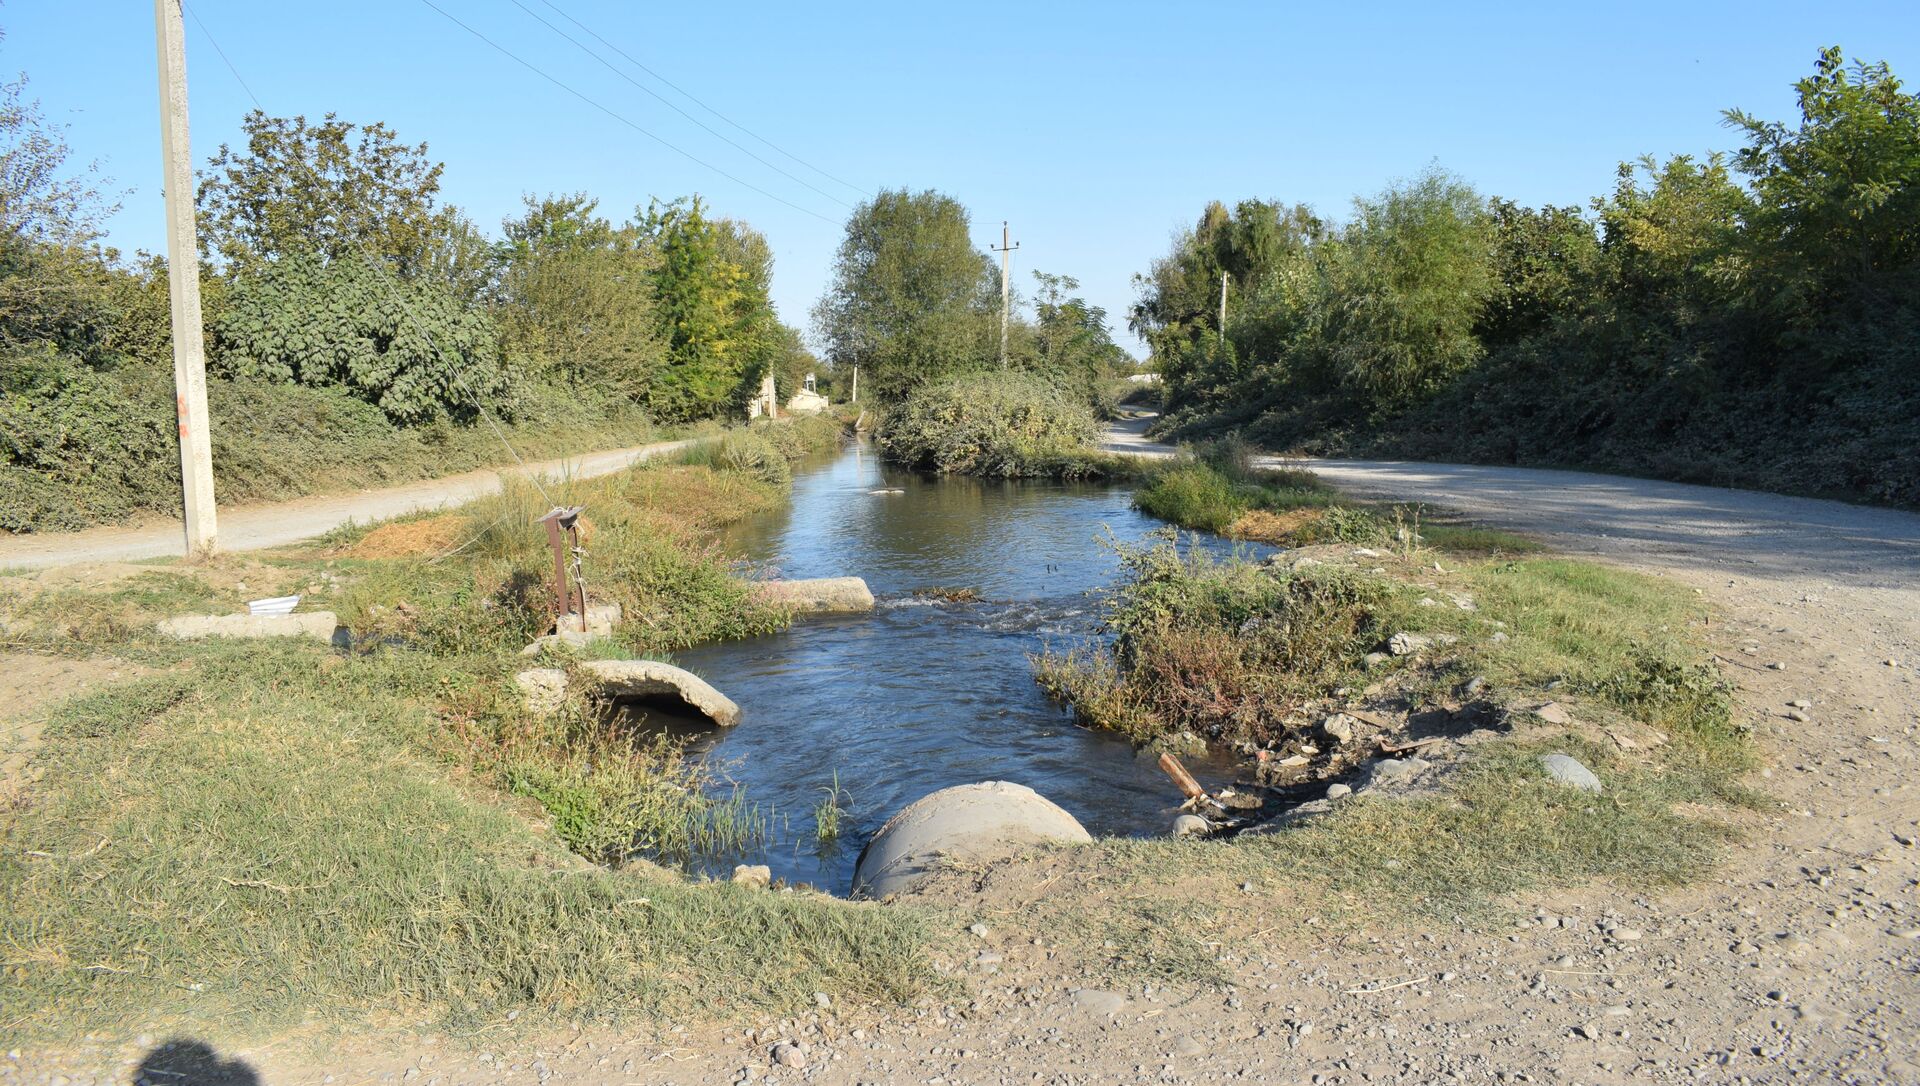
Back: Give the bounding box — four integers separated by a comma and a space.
851, 781, 1092, 900
577, 659, 741, 727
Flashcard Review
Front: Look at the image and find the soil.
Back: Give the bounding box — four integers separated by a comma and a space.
10, 425, 1920, 1085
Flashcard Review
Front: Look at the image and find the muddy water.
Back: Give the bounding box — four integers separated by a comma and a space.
660, 440, 1267, 893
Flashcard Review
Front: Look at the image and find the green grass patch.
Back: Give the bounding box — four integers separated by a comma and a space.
0, 640, 934, 1038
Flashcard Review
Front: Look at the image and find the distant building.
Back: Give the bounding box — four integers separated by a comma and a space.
786, 373, 830, 415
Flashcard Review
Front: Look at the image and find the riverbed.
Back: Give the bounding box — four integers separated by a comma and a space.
660, 440, 1267, 893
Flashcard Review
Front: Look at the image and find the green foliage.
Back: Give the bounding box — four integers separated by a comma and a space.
636, 198, 776, 421
878, 370, 1100, 476
490, 193, 664, 396
1142, 49, 1920, 505
213, 251, 513, 423
197, 111, 452, 276
1131, 460, 1245, 532
813, 189, 996, 400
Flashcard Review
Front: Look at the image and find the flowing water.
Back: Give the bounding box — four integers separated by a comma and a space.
657, 440, 1269, 893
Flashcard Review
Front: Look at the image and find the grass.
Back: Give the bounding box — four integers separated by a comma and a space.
1024, 460, 1758, 981
0, 413, 949, 1038
0, 640, 934, 1037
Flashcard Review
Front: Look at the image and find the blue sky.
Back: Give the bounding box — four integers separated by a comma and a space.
9, 1, 1918, 353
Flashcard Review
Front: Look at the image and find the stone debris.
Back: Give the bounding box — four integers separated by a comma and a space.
1172, 813, 1211, 837
1068, 988, 1128, 1018
731, 864, 771, 889
1531, 702, 1574, 725
1387, 632, 1431, 656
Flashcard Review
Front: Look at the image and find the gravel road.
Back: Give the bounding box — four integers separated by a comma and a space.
0, 437, 699, 570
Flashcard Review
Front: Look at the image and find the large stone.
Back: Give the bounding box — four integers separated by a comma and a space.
759, 576, 876, 614
851, 781, 1091, 899
577, 659, 741, 727
1540, 753, 1603, 792
514, 668, 569, 715
157, 611, 340, 644
1363, 757, 1432, 790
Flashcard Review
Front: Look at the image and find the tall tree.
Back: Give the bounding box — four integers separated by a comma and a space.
491, 193, 663, 397
812, 188, 994, 400
639, 197, 777, 420
197, 111, 452, 275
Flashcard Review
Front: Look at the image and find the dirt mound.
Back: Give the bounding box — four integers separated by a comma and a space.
346, 515, 468, 559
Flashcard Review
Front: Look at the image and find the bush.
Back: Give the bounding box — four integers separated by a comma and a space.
879, 370, 1099, 476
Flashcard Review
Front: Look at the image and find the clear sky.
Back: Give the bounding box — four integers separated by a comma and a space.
8, 1, 1918, 352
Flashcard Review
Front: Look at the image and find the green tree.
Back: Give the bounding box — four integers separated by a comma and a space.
1030, 270, 1126, 393
1324, 169, 1495, 409
639, 197, 775, 420
197, 111, 452, 275
1728, 46, 1920, 311
812, 189, 994, 400
491, 193, 663, 396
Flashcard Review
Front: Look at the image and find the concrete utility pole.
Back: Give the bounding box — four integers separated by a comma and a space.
154, 0, 218, 555
849, 364, 859, 403
991, 221, 1019, 366
1219, 271, 1230, 346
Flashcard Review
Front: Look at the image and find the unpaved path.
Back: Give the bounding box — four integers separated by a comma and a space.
0, 437, 700, 570
16, 422, 1920, 1085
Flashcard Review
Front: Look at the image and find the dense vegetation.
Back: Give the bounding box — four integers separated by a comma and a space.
1135, 49, 1920, 504
1, 94, 820, 531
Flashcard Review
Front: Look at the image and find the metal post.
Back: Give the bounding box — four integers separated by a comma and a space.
154, 0, 218, 555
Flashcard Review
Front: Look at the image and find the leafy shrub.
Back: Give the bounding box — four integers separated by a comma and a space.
213, 252, 514, 423
1132, 459, 1245, 532
879, 370, 1099, 476
1040, 537, 1391, 744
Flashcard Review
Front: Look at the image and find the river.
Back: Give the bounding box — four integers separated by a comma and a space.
659, 439, 1266, 893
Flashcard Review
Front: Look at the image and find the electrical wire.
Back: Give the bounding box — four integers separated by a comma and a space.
506, 0, 853, 210
536, 0, 871, 198
415, 0, 838, 224
179, 1, 555, 509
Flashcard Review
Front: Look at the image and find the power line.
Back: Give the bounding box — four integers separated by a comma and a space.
415, 0, 839, 224
177, 2, 556, 508
180, 1, 260, 110
536, 0, 870, 199
506, 0, 853, 210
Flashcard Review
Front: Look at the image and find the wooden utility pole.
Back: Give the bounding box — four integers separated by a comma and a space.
991, 221, 1019, 366
1218, 271, 1230, 346
154, 0, 218, 555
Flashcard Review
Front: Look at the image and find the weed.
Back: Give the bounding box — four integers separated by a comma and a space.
813, 771, 850, 845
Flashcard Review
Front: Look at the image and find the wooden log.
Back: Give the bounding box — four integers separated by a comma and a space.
1157, 752, 1206, 801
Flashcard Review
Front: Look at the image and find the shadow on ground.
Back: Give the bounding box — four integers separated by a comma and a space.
135, 1039, 259, 1085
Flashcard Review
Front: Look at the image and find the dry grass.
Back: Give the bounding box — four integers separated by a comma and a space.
343, 514, 468, 559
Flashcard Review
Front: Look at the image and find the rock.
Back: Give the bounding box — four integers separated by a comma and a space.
1531, 702, 1574, 726
514, 668, 569, 715
577, 659, 741, 726
1363, 652, 1392, 670
1068, 988, 1129, 1018
1363, 757, 1431, 790
1321, 713, 1358, 745
1172, 814, 1211, 837
759, 577, 876, 614
731, 864, 771, 889
1387, 632, 1431, 656
1170, 1035, 1205, 1059
1540, 753, 1602, 792
771, 1042, 805, 1069
1325, 783, 1353, 800
812, 992, 831, 1010
157, 611, 340, 644
967, 923, 990, 938
1490, 631, 1510, 644
851, 781, 1091, 899
1785, 709, 1811, 723
1462, 675, 1488, 697
518, 629, 594, 657
584, 603, 622, 637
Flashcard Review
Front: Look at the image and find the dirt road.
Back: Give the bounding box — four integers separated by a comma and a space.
0, 437, 700, 570
16, 424, 1920, 1084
